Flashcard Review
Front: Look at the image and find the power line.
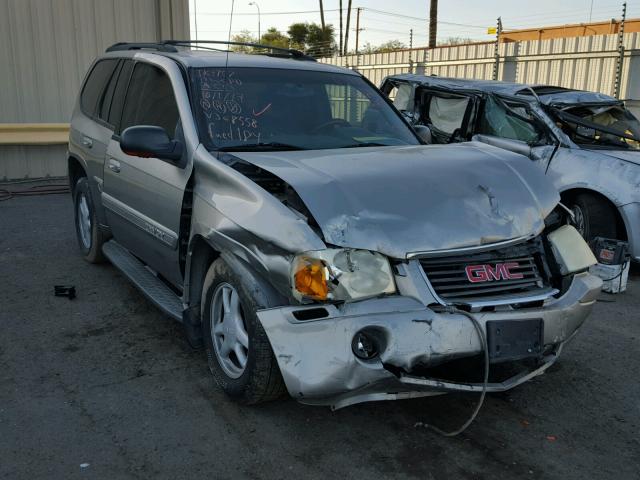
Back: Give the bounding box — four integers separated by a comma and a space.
363, 7, 486, 29
190, 8, 341, 16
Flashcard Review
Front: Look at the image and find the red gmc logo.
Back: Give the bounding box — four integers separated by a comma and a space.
465, 262, 524, 283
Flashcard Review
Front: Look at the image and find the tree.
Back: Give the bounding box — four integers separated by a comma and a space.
440, 36, 473, 46
287, 23, 309, 50
375, 40, 406, 53
306, 23, 335, 57
359, 42, 376, 54
230, 30, 257, 52
260, 27, 289, 49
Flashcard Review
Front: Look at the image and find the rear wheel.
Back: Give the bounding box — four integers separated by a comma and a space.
201, 258, 285, 404
73, 177, 106, 263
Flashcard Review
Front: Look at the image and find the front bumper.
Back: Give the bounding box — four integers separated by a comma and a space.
257, 272, 602, 409
619, 202, 640, 261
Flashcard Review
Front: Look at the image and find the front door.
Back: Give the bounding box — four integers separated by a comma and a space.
473, 94, 558, 169
102, 61, 190, 287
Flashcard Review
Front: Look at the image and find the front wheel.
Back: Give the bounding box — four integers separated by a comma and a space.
73, 177, 106, 263
567, 193, 618, 244
201, 258, 285, 404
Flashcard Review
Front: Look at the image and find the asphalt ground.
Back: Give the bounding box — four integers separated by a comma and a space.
1, 192, 639, 479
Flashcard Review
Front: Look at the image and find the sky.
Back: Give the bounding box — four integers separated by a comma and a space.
189, 0, 638, 50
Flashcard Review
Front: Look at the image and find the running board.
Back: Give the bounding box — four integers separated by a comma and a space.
102, 241, 183, 322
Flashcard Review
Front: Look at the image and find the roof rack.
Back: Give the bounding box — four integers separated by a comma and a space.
105, 40, 317, 62
105, 42, 179, 53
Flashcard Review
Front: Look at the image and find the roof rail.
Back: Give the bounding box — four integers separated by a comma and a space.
163, 40, 317, 61
106, 42, 178, 53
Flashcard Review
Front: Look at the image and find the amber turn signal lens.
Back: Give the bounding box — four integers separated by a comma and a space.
294, 259, 328, 300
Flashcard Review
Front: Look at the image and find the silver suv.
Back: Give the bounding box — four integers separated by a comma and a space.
68, 41, 601, 409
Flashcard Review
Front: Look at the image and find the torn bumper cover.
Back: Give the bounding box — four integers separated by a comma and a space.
258, 272, 601, 409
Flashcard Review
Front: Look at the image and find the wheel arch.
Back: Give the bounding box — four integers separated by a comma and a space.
182, 233, 288, 350
184, 235, 288, 320
560, 187, 628, 240
68, 154, 87, 194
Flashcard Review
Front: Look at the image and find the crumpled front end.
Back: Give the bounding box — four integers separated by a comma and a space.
258, 260, 602, 409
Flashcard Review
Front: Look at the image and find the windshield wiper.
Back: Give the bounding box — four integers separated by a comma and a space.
218, 142, 305, 152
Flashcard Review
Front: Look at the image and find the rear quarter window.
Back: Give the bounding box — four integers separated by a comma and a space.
80, 59, 120, 118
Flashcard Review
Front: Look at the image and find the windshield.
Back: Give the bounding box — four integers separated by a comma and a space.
553, 103, 640, 150
190, 67, 420, 151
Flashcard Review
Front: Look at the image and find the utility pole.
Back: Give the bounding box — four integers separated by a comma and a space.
319, 0, 325, 29
429, 0, 438, 48
614, 2, 627, 98
355, 7, 362, 59
339, 0, 343, 56
492, 17, 502, 80
344, 0, 353, 55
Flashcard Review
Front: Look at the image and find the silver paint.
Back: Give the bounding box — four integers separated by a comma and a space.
229, 142, 559, 259
70, 48, 604, 407
258, 272, 601, 408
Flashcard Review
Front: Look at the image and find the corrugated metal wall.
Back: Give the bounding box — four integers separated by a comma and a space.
321, 32, 640, 102
0, 0, 189, 180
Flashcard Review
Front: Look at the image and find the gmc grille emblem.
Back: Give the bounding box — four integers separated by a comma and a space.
465, 262, 524, 283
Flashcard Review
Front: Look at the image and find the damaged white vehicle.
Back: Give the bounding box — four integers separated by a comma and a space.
68, 41, 601, 410
382, 75, 640, 262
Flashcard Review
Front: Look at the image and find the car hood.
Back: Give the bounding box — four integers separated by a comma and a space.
231, 142, 559, 258
597, 149, 640, 166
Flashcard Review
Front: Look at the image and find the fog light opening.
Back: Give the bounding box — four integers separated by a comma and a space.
352, 330, 380, 360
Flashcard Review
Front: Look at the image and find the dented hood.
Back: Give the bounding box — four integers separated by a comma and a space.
232, 142, 559, 258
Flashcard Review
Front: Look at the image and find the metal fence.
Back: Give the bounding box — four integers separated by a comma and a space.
320, 32, 640, 116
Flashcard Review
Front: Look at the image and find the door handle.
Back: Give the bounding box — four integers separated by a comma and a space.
107, 158, 121, 173
81, 136, 93, 148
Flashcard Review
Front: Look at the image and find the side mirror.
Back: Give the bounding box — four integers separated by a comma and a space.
413, 125, 432, 144
120, 126, 183, 162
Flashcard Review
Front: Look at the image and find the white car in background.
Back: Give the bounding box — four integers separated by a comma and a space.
382, 75, 640, 262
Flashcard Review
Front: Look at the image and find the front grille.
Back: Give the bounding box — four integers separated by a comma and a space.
419, 238, 550, 305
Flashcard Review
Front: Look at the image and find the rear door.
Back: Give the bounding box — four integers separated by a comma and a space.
71, 59, 121, 217
102, 60, 190, 287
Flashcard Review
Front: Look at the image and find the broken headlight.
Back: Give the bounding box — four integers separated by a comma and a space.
547, 225, 597, 275
291, 249, 396, 302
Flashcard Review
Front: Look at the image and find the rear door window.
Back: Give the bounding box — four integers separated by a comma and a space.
120, 63, 180, 139
80, 59, 120, 118
427, 95, 469, 134
108, 60, 134, 133
96, 61, 122, 124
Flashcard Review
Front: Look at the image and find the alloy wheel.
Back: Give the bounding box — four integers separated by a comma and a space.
77, 193, 92, 249
210, 283, 249, 379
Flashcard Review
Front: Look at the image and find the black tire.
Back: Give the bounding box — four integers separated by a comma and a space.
73, 177, 106, 263
201, 258, 285, 404
567, 193, 618, 244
